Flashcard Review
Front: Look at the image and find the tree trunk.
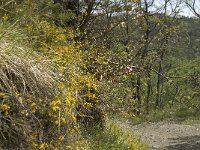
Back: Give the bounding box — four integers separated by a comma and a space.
156, 52, 164, 108
136, 76, 141, 112
146, 66, 152, 114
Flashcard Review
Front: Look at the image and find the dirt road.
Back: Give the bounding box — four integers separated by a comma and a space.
122, 121, 200, 150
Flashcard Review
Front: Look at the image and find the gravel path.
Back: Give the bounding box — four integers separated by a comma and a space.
121, 121, 200, 150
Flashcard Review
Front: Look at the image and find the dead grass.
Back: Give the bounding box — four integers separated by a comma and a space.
0, 24, 63, 149
0, 25, 58, 98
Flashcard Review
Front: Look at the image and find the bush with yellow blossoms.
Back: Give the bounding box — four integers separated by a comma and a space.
0, 11, 105, 149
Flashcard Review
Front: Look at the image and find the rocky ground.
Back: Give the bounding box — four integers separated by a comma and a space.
122, 121, 200, 150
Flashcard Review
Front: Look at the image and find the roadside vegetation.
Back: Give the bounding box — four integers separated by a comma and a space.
86, 119, 149, 150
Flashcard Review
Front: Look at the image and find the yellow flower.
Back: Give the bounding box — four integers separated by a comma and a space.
55, 120, 59, 125
31, 102, 36, 107
59, 135, 64, 141
32, 142, 38, 148
0, 104, 10, 110
52, 106, 60, 111
2, 15, 8, 21
50, 99, 61, 111
61, 117, 66, 124
66, 146, 72, 150
0, 92, 8, 98
39, 143, 48, 150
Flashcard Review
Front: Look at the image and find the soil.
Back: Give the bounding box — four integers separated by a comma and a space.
121, 120, 200, 150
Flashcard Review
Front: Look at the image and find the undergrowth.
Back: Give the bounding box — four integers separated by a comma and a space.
85, 119, 149, 150
0, 22, 87, 149
115, 102, 200, 126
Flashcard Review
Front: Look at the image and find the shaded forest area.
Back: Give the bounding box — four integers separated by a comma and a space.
0, 0, 200, 149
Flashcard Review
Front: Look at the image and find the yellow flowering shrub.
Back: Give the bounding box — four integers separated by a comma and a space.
23, 20, 102, 148
0, 1, 105, 146
31, 20, 104, 126
0, 20, 90, 149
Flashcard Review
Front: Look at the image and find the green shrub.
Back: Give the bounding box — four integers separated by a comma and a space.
0, 23, 86, 149
86, 119, 149, 150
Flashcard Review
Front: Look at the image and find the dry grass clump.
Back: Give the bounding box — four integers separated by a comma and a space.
0, 31, 57, 98
0, 26, 62, 149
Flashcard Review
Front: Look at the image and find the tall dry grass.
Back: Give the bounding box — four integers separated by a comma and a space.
0, 26, 58, 98
0, 24, 62, 149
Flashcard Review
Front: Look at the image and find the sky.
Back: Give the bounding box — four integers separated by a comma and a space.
126, 0, 200, 17
98, 0, 200, 18
153, 0, 200, 17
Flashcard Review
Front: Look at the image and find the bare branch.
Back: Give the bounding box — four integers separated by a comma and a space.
185, 0, 200, 18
